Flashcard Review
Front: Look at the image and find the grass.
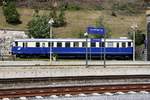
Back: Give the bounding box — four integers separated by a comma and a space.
0, 7, 146, 38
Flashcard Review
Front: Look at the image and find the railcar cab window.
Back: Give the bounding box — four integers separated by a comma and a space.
128, 42, 131, 47
74, 42, 79, 47
23, 42, 27, 47
91, 42, 96, 47
15, 42, 18, 46
122, 42, 126, 48
57, 42, 62, 47
65, 42, 70, 48
36, 42, 40, 47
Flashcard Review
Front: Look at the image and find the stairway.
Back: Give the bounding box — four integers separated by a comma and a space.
144, 49, 147, 61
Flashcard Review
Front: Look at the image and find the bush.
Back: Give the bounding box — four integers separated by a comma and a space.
94, 5, 104, 10
111, 11, 117, 17
128, 30, 145, 46
135, 31, 145, 46
2, 1, 21, 24
94, 16, 112, 38
112, 2, 138, 15
27, 15, 50, 38
62, 3, 81, 11
49, 8, 66, 27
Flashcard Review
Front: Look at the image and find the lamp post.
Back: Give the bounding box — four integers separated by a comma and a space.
131, 24, 138, 61
84, 32, 88, 68
104, 32, 106, 68
48, 18, 54, 63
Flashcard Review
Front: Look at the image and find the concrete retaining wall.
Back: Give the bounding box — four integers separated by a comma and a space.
0, 61, 150, 79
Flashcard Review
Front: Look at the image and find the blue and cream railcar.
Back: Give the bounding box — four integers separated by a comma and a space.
11, 38, 133, 59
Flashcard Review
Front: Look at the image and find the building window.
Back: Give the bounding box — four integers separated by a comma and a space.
107, 42, 113, 47
36, 42, 40, 47
128, 42, 131, 47
122, 42, 126, 48
65, 42, 70, 47
57, 42, 62, 47
74, 42, 78, 47
91, 42, 96, 47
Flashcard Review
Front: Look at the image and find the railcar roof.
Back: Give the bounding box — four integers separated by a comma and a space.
14, 38, 132, 42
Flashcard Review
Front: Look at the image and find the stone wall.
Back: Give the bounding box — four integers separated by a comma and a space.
0, 29, 27, 56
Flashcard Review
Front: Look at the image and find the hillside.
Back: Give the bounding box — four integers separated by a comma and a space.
0, 0, 146, 38
14, 0, 144, 10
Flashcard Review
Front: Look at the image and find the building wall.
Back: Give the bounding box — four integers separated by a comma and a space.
147, 18, 150, 60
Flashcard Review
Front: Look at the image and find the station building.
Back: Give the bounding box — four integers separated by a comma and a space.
145, 0, 150, 61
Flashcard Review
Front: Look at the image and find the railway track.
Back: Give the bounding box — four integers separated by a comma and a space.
0, 84, 150, 98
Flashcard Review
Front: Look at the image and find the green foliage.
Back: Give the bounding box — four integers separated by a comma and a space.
111, 11, 117, 17
2, 0, 21, 24
76, 30, 85, 38
112, 2, 138, 15
62, 3, 81, 11
135, 31, 145, 46
27, 15, 50, 38
128, 30, 145, 46
49, 7, 66, 27
94, 5, 104, 10
93, 16, 111, 39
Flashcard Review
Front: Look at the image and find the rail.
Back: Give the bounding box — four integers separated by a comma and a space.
0, 84, 150, 98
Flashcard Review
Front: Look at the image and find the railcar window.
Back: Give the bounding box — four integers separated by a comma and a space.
74, 42, 79, 47
36, 42, 40, 47
42, 43, 45, 47
15, 42, 18, 46
107, 42, 113, 47
57, 42, 62, 47
23, 42, 27, 47
117, 43, 119, 48
91, 42, 96, 47
122, 42, 126, 48
82, 42, 86, 47
99, 42, 104, 47
48, 42, 53, 47
65, 42, 70, 48
128, 42, 131, 47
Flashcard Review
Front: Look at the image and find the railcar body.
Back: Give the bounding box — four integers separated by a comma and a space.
11, 38, 133, 59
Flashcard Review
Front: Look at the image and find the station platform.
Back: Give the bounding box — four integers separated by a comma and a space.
0, 61, 150, 79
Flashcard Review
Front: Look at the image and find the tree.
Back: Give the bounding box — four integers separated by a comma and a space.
27, 15, 50, 38
2, 0, 21, 24
128, 30, 145, 46
56, 8, 66, 27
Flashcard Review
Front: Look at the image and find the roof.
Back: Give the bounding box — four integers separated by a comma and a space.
144, 0, 150, 2
14, 38, 132, 42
